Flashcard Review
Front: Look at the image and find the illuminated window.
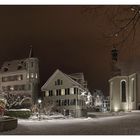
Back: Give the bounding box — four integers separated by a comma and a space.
31, 73, 33, 78
35, 73, 38, 79
10, 86, 14, 91
27, 73, 29, 79
18, 75, 23, 80
121, 81, 126, 102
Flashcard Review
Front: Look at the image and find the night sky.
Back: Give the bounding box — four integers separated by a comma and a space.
0, 5, 139, 95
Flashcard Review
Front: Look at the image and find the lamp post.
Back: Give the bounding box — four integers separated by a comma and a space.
38, 99, 42, 121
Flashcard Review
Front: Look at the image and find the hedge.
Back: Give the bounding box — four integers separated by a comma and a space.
5, 109, 31, 119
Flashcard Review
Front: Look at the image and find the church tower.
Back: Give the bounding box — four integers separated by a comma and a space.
111, 46, 121, 77
25, 46, 39, 103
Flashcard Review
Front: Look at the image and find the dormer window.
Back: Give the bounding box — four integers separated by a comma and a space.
17, 65, 22, 70
3, 67, 8, 72
55, 79, 63, 86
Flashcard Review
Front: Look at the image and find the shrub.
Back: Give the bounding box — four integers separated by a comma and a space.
5, 109, 31, 119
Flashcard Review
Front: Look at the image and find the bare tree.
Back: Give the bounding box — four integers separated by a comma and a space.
42, 97, 57, 115
81, 5, 140, 48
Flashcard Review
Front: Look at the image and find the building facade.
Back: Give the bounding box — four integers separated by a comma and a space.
0, 57, 39, 106
41, 69, 88, 117
109, 73, 137, 111
109, 47, 138, 112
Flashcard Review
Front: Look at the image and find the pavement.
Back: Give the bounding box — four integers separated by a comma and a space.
1, 111, 140, 135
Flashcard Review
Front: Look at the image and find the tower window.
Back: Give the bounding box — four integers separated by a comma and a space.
31, 62, 34, 67
121, 81, 126, 102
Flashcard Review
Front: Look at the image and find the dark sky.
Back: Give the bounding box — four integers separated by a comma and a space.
0, 5, 135, 95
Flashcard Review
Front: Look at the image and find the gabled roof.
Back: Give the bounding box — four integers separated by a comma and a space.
41, 69, 85, 91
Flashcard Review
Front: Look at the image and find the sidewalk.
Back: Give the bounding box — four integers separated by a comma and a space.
87, 111, 127, 118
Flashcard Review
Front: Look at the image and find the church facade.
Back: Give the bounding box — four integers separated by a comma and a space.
109, 73, 137, 111
109, 47, 140, 112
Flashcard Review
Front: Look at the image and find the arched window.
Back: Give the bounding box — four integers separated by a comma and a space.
110, 82, 113, 100
121, 81, 126, 102
132, 79, 135, 102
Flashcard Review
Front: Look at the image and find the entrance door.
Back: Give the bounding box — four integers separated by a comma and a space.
65, 110, 69, 116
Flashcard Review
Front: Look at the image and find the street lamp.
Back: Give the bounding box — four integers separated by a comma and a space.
38, 99, 42, 121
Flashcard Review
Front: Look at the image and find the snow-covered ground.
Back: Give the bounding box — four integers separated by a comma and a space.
1, 111, 140, 135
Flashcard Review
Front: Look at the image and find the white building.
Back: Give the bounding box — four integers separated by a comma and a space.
109, 47, 137, 112
109, 73, 136, 112
0, 48, 39, 107
41, 69, 88, 117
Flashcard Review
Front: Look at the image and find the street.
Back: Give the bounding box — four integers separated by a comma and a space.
1, 111, 140, 135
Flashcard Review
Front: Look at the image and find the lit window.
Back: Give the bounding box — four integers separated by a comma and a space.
27, 73, 29, 79
18, 75, 23, 80
35, 73, 38, 79
31, 73, 33, 78
10, 86, 14, 91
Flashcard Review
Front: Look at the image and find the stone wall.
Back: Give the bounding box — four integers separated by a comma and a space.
0, 117, 17, 132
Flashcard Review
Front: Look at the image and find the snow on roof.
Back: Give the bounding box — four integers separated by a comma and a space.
0, 58, 27, 72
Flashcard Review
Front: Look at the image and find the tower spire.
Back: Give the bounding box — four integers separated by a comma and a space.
111, 46, 121, 77
29, 45, 34, 58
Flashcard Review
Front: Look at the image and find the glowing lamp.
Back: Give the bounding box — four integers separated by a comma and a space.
114, 107, 118, 112
38, 99, 42, 104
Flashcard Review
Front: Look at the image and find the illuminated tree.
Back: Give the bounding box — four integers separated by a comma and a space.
81, 91, 93, 107
92, 89, 104, 111
2, 92, 32, 109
